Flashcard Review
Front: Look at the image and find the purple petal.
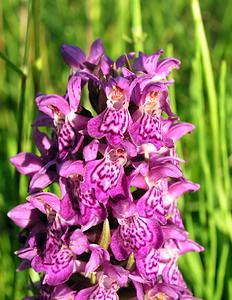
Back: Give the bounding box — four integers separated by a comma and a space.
29, 162, 57, 193
129, 113, 163, 148
10, 152, 42, 176
69, 229, 88, 255
58, 160, 84, 177
36, 94, 70, 117
88, 107, 130, 146
88, 38, 105, 64
143, 49, 164, 73
110, 228, 131, 260
33, 128, 52, 157
52, 284, 76, 299
148, 283, 179, 300
75, 286, 97, 300
149, 163, 182, 181
162, 258, 185, 287
135, 247, 159, 285
162, 225, 188, 242
32, 113, 54, 127
85, 245, 110, 275
45, 248, 74, 286
27, 192, 60, 214
121, 140, 137, 157
165, 122, 195, 142
111, 216, 163, 260
177, 239, 204, 255
87, 111, 105, 139
82, 155, 125, 202
136, 184, 166, 224
15, 247, 37, 260
156, 57, 181, 77
166, 181, 200, 205
61, 44, 86, 69
7, 202, 39, 228
83, 140, 99, 162
68, 75, 81, 111
104, 263, 129, 287
60, 193, 78, 222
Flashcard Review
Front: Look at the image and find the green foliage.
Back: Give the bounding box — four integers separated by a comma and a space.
0, 0, 231, 299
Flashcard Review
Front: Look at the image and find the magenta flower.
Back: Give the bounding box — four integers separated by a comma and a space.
8, 39, 203, 299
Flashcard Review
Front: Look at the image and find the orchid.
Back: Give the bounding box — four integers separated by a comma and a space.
8, 39, 203, 299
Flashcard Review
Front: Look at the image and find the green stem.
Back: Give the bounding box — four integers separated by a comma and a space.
219, 61, 231, 203
0, 52, 25, 76
132, 0, 144, 53
191, 0, 220, 175
15, 0, 31, 200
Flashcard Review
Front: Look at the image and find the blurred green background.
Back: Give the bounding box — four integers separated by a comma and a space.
0, 0, 231, 299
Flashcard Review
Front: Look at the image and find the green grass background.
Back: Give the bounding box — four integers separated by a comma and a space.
0, 0, 231, 299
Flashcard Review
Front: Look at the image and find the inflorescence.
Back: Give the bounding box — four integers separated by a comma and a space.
8, 39, 204, 300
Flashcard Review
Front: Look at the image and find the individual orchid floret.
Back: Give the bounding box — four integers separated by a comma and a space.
88, 77, 132, 146
129, 83, 175, 149
32, 228, 88, 286
130, 155, 183, 224
75, 263, 129, 300
36, 75, 89, 159
58, 159, 108, 229
61, 38, 113, 76
110, 200, 163, 261
81, 146, 128, 204
133, 49, 180, 80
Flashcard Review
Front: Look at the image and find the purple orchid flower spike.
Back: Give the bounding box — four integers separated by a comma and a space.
88, 77, 132, 146
8, 40, 203, 300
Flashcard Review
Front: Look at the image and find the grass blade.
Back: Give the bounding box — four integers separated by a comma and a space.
131, 0, 144, 53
